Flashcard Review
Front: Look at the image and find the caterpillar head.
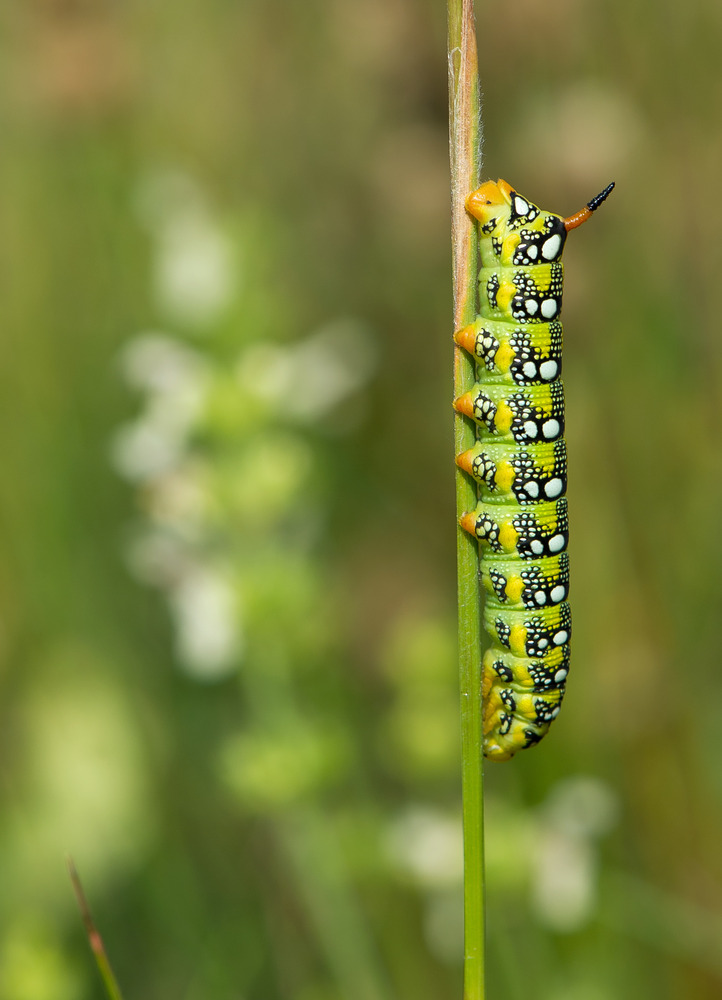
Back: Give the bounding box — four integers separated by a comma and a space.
467, 180, 568, 267
466, 180, 614, 267
467, 180, 534, 229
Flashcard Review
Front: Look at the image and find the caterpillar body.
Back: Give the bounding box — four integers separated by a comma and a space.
454, 178, 613, 762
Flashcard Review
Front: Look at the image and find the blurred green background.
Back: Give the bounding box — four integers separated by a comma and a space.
0, 1, 721, 998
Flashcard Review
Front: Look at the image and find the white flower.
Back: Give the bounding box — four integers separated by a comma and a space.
237, 318, 377, 424
118, 332, 207, 394
385, 807, 463, 887
111, 334, 209, 481
111, 418, 186, 481
154, 211, 235, 328
531, 776, 618, 932
135, 170, 236, 328
123, 528, 192, 588
168, 566, 241, 681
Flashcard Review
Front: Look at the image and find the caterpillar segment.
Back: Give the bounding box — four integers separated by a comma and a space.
455, 178, 613, 762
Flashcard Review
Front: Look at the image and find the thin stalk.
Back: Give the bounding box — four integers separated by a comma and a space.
447, 3, 486, 1000
68, 857, 126, 1000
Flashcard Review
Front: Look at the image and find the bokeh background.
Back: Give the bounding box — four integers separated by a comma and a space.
0, 1, 721, 998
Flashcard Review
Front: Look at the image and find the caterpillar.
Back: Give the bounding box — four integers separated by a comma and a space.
454, 179, 614, 762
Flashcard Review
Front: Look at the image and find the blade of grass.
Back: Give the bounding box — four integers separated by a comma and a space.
68, 857, 126, 1000
447, 2, 486, 999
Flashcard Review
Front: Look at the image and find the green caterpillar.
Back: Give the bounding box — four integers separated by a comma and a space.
454, 178, 614, 761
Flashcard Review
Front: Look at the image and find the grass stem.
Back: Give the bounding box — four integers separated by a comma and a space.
68, 857, 126, 1000
447, 2, 486, 998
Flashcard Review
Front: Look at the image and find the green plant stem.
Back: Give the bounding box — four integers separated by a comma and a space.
68, 857, 125, 1000
447, 2, 485, 999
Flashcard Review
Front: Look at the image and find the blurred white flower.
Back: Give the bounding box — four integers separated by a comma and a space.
135, 169, 237, 328
385, 807, 463, 887
123, 528, 193, 588
111, 334, 209, 481
144, 463, 209, 535
531, 776, 618, 932
533, 823, 596, 932
385, 807, 464, 965
168, 565, 241, 681
541, 774, 619, 839
118, 331, 208, 393
237, 318, 377, 423
154, 210, 235, 327
111, 419, 185, 482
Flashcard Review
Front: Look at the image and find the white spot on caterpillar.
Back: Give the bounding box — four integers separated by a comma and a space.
531, 540, 544, 555
523, 361, 537, 378
515, 196, 530, 215
524, 420, 538, 438
550, 585, 566, 603
524, 481, 540, 498
554, 667, 568, 683
542, 234, 562, 260
527, 245, 539, 259
541, 299, 558, 319
538, 638, 549, 649
525, 299, 539, 316
535, 591, 547, 605
553, 630, 568, 645
542, 419, 560, 439
549, 534, 565, 553
539, 360, 558, 380
544, 478, 563, 498
551, 706, 561, 718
